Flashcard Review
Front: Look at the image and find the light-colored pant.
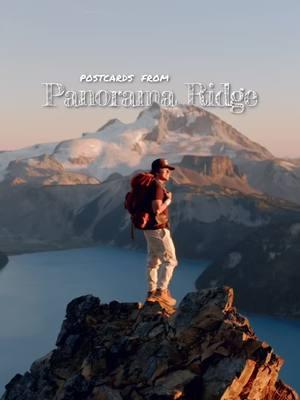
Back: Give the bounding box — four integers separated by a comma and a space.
143, 228, 178, 291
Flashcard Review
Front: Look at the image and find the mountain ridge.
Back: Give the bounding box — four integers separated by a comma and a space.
1, 286, 298, 400
196, 220, 300, 318
0, 103, 274, 180
1, 103, 300, 204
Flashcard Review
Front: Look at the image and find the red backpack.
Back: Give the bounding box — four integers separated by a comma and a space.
124, 172, 154, 230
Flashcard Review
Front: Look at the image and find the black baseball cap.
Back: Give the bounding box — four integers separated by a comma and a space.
151, 158, 175, 173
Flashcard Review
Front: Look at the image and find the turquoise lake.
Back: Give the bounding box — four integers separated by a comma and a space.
0, 246, 299, 395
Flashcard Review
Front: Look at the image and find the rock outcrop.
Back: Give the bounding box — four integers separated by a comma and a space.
180, 155, 243, 178
1, 287, 298, 400
5, 154, 100, 186
172, 155, 254, 194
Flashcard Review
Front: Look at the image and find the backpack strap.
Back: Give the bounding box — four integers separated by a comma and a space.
155, 179, 169, 197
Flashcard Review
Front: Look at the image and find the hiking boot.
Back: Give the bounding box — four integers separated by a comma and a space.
145, 290, 157, 302
156, 288, 176, 306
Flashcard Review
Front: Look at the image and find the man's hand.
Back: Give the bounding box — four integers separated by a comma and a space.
166, 192, 172, 201
152, 193, 172, 215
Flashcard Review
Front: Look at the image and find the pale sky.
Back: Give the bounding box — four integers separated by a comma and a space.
1, 0, 299, 157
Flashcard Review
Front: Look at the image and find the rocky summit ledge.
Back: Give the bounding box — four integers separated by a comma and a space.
2, 287, 298, 400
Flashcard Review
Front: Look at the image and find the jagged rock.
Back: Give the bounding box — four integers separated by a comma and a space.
1, 287, 298, 400
171, 156, 254, 194
4, 154, 100, 186
180, 155, 243, 178
97, 118, 121, 132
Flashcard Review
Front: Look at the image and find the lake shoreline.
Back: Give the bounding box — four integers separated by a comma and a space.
0, 247, 299, 393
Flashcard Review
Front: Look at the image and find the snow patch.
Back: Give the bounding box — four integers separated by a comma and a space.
278, 160, 296, 171
0, 142, 58, 182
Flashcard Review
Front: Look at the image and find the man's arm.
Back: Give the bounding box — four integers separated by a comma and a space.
152, 192, 172, 215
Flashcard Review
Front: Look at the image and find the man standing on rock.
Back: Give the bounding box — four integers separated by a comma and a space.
143, 159, 178, 306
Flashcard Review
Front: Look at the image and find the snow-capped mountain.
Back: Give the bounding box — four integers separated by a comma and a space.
237, 157, 300, 204
1, 103, 300, 203
52, 103, 274, 180
0, 103, 272, 181
0, 142, 58, 181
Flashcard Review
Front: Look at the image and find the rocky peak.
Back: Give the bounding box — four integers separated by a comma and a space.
141, 103, 169, 143
4, 154, 100, 186
96, 118, 122, 133
140, 103, 212, 144
7, 154, 64, 175
180, 155, 243, 178
139, 104, 273, 159
2, 287, 297, 400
